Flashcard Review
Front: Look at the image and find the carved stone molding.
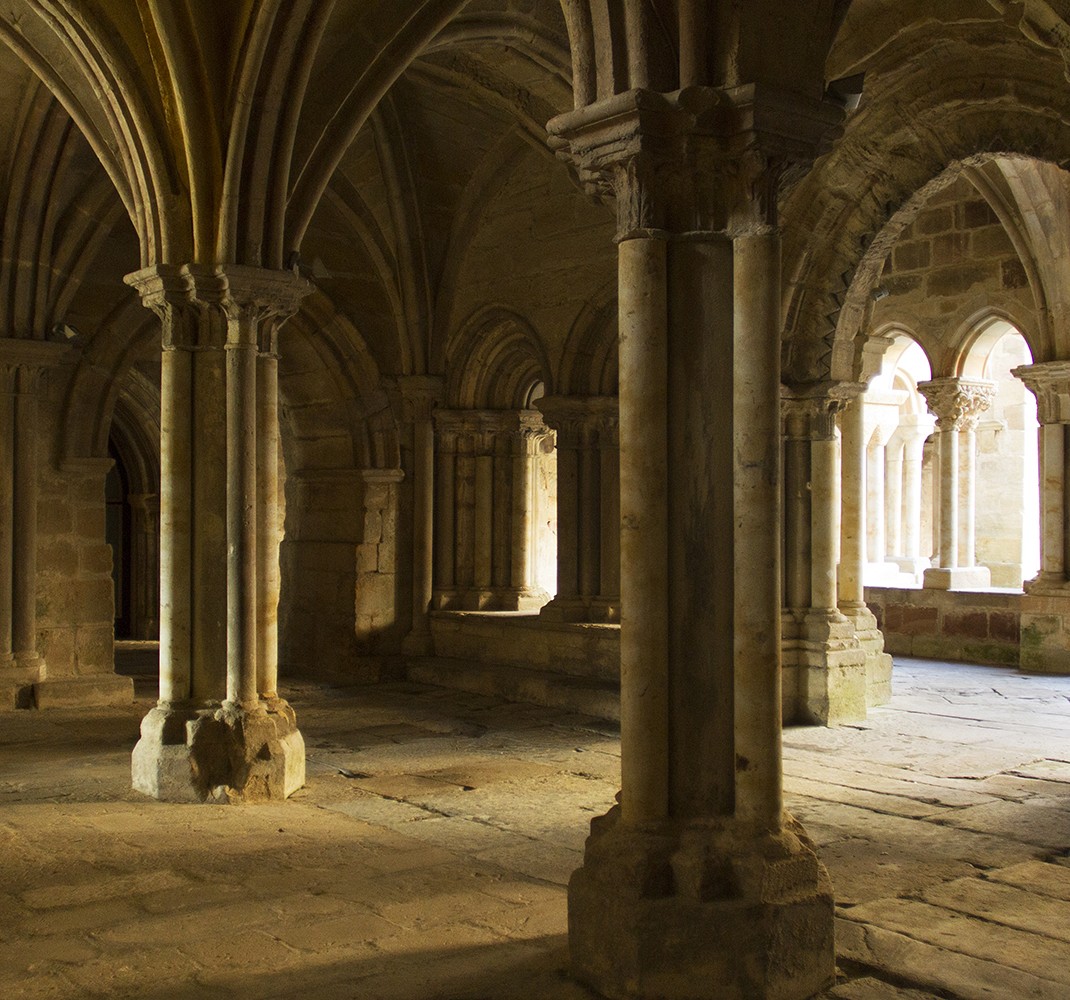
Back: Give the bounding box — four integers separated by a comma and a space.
547, 85, 843, 239
1013, 361, 1070, 424
124, 264, 310, 351
781, 381, 864, 439
917, 377, 997, 432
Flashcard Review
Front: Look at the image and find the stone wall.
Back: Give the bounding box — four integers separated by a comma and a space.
865, 586, 1021, 667
36, 457, 115, 679
874, 174, 1034, 344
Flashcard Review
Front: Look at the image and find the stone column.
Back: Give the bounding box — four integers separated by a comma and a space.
506, 411, 551, 610
400, 377, 442, 654
595, 408, 621, 621
537, 395, 620, 622
126, 264, 308, 803
128, 493, 161, 640
867, 429, 887, 565
782, 389, 867, 725
891, 415, 935, 578
549, 86, 837, 1000
1013, 361, 1070, 673
432, 417, 458, 604
0, 340, 72, 708
432, 409, 550, 610
885, 437, 904, 561
837, 394, 893, 707
919, 377, 996, 590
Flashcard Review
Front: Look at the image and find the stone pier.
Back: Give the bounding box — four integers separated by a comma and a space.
126, 264, 307, 803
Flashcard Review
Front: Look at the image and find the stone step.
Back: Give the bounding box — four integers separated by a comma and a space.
405, 656, 620, 722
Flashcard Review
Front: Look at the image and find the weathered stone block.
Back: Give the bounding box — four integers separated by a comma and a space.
78, 545, 114, 576
970, 225, 1014, 256
916, 206, 953, 235
132, 701, 306, 803
34, 675, 132, 709
1001, 258, 1028, 289
356, 542, 379, 575
943, 611, 988, 638
74, 505, 105, 538
893, 240, 931, 271
568, 810, 835, 1000
933, 231, 969, 258
989, 610, 1020, 643
38, 503, 73, 536
962, 199, 998, 228
926, 263, 989, 297
38, 542, 79, 576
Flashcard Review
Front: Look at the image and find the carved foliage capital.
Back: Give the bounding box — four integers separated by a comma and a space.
918, 377, 997, 431
547, 85, 843, 239
781, 381, 862, 439
125, 264, 311, 351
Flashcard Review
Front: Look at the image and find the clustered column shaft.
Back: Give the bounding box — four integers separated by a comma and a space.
550, 86, 839, 1000
536, 395, 620, 623
918, 377, 996, 590
127, 264, 308, 803
431, 409, 550, 611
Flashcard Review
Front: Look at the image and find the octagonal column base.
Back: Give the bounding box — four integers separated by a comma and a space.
568, 807, 834, 1000
132, 699, 305, 803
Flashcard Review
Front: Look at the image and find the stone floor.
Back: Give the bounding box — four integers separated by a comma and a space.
1, 656, 1069, 999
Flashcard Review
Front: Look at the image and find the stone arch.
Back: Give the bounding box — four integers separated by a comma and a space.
446, 306, 553, 408
556, 282, 618, 396
953, 310, 1041, 378
280, 292, 399, 475
782, 43, 1070, 387
58, 295, 158, 467
107, 369, 161, 642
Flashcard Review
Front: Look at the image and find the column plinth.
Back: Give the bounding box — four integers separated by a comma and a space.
125, 264, 308, 802
550, 87, 839, 1000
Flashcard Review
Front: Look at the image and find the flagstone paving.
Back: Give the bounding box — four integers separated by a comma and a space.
1, 656, 1068, 998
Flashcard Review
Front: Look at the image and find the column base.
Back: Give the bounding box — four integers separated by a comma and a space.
132, 698, 305, 803
922, 565, 991, 590
797, 610, 867, 726
0, 658, 41, 709
568, 806, 834, 1000
400, 626, 435, 656
840, 602, 894, 708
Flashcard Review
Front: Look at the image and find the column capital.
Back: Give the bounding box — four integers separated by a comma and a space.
536, 394, 618, 439
0, 337, 70, 377
917, 377, 997, 431
781, 381, 862, 439
1013, 360, 1070, 423
547, 84, 842, 238
397, 374, 444, 422
124, 264, 311, 351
